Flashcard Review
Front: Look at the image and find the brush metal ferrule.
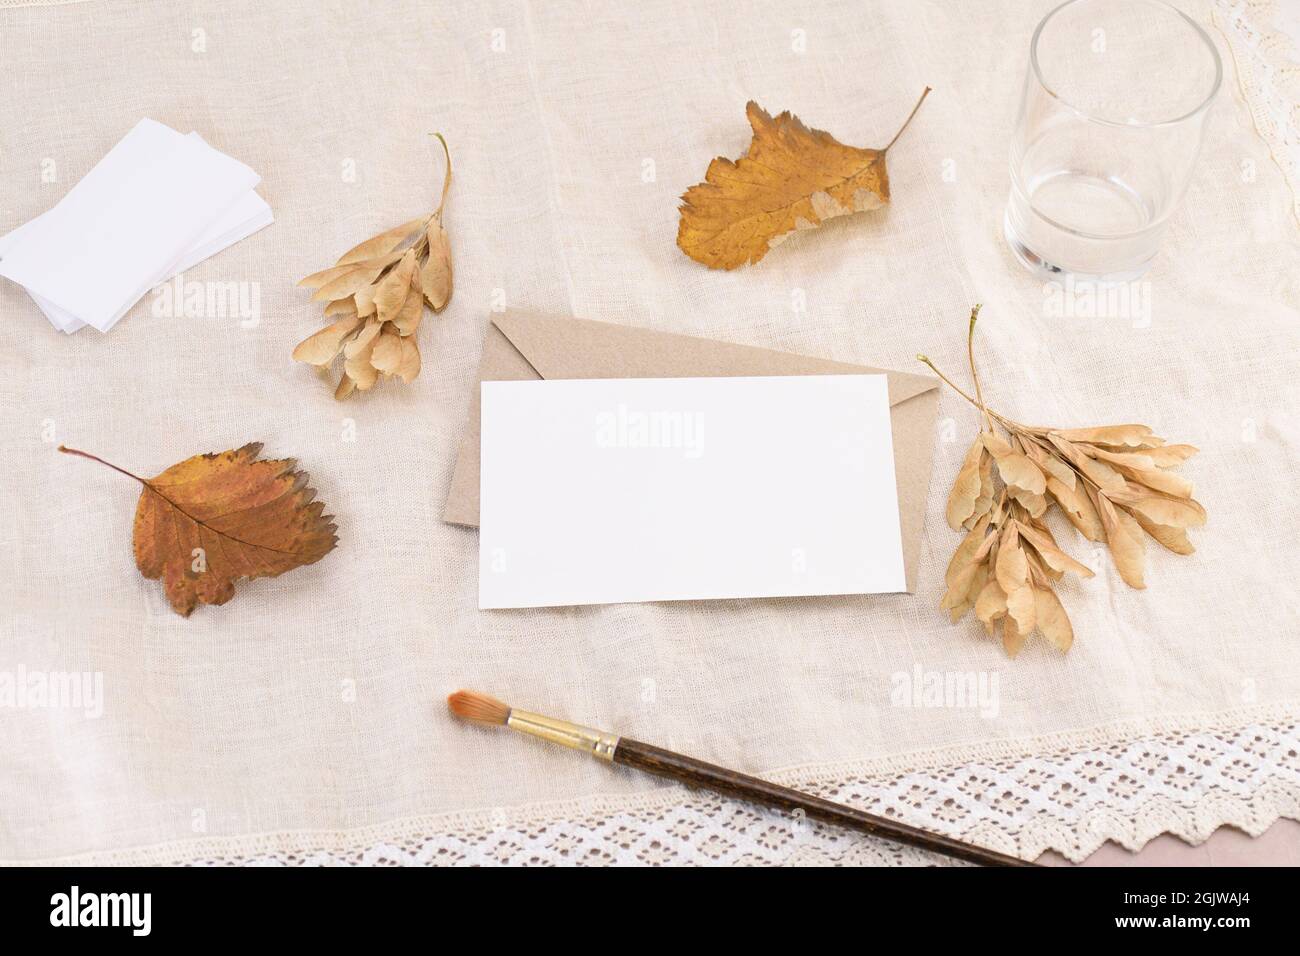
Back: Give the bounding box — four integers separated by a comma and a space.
506, 710, 619, 761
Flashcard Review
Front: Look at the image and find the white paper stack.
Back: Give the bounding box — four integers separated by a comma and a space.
0, 118, 272, 334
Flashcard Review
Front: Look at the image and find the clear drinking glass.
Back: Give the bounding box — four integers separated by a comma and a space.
1004, 0, 1222, 281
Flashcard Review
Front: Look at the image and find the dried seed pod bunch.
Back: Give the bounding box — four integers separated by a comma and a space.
920, 306, 1205, 657
293, 133, 454, 398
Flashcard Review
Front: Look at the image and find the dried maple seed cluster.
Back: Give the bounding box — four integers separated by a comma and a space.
293, 133, 454, 398
921, 307, 1206, 657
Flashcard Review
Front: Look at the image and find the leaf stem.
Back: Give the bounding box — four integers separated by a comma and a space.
58, 445, 146, 485
966, 304, 993, 433
430, 132, 452, 218
916, 354, 1023, 432
884, 86, 932, 151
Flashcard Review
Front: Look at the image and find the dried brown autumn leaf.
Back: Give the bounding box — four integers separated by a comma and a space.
59, 443, 337, 617
676, 88, 930, 270
293, 132, 454, 399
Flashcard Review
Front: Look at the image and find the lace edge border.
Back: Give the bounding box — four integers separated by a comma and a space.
6, 700, 1298, 866
1212, 0, 1300, 225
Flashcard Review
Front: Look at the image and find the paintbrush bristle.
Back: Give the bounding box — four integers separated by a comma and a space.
447, 689, 511, 725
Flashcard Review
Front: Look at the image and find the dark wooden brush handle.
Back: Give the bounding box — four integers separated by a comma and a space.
613, 737, 1034, 867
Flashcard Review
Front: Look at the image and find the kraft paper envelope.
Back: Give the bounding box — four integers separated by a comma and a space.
444, 310, 940, 593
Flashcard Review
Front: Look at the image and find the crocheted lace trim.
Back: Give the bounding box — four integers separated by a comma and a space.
16, 703, 1298, 866
1214, 0, 1300, 223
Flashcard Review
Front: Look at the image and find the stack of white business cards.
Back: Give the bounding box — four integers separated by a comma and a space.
0, 118, 272, 334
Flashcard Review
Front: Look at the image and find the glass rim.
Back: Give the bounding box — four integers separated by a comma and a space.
1029, 0, 1223, 130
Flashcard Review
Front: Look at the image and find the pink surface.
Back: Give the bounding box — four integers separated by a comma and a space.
1037, 818, 1300, 866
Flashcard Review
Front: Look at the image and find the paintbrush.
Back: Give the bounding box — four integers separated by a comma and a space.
447, 689, 1035, 867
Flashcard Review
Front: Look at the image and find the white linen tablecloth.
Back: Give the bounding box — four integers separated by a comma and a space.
1, 0, 1297, 865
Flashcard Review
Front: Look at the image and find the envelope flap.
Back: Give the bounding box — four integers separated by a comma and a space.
491, 310, 938, 405
447, 310, 941, 591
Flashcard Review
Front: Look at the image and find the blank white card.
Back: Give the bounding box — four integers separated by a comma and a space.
479, 375, 906, 609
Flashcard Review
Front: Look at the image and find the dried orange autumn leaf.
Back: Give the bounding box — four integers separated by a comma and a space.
293, 133, 454, 398
922, 306, 1205, 657
59, 444, 337, 617
677, 88, 930, 270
